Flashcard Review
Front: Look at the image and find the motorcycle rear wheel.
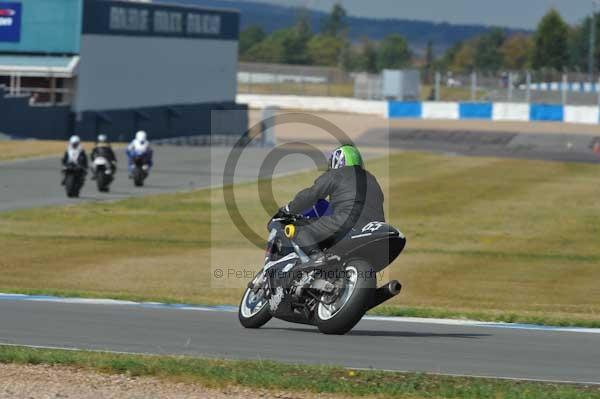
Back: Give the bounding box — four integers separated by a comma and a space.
97, 172, 110, 192
315, 259, 376, 335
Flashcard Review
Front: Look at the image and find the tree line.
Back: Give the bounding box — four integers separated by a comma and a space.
439, 9, 600, 74
239, 4, 410, 73
240, 5, 600, 74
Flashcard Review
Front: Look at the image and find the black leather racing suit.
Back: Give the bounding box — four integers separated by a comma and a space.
61, 150, 88, 169
91, 145, 117, 171
287, 166, 385, 254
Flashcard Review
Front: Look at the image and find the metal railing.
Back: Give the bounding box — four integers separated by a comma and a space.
238, 62, 354, 98
428, 70, 600, 106
5, 86, 72, 106
237, 62, 600, 106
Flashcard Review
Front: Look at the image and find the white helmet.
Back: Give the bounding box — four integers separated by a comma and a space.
135, 130, 147, 143
97, 134, 107, 143
69, 135, 81, 147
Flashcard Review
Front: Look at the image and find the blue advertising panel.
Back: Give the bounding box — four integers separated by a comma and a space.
0, 0, 82, 54
459, 102, 493, 120
0, 2, 21, 42
388, 101, 422, 118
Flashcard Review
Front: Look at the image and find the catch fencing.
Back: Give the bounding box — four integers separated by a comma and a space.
238, 63, 600, 106
238, 62, 353, 98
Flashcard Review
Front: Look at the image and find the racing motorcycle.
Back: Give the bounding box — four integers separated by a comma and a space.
131, 156, 149, 187
238, 200, 406, 335
93, 156, 114, 193
63, 163, 86, 198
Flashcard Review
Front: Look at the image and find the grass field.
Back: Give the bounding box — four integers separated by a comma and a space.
0, 140, 107, 161
239, 82, 355, 97
239, 83, 484, 101
0, 140, 69, 161
1, 151, 599, 326
1, 345, 598, 399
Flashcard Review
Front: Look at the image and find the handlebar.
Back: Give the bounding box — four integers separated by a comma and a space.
271, 213, 308, 224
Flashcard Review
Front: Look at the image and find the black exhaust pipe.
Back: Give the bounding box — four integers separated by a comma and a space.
368, 280, 402, 310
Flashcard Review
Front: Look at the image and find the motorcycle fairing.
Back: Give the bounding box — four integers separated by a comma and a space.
328, 222, 406, 272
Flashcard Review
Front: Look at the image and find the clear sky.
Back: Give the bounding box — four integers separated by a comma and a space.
237, 0, 597, 29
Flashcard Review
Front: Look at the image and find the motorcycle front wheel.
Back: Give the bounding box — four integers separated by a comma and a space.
239, 272, 272, 328
65, 174, 79, 198
315, 259, 376, 335
133, 168, 145, 187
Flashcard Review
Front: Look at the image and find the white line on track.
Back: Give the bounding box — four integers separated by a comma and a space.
2, 293, 599, 334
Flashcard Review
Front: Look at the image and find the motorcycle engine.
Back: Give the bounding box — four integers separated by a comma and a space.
292, 271, 314, 297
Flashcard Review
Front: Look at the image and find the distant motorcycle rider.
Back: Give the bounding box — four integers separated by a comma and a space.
61, 135, 88, 185
277, 145, 385, 261
90, 134, 117, 180
125, 130, 153, 177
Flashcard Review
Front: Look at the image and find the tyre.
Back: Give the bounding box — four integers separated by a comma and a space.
97, 173, 109, 192
315, 259, 376, 335
239, 272, 272, 328
133, 169, 144, 187
65, 174, 78, 198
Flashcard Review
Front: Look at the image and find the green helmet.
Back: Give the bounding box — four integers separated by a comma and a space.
328, 145, 363, 169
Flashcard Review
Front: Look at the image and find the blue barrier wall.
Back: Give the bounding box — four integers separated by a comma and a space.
387, 101, 595, 124
0, 89, 71, 139
72, 102, 248, 142
530, 104, 564, 122
388, 101, 422, 118
0, 86, 248, 140
459, 102, 492, 119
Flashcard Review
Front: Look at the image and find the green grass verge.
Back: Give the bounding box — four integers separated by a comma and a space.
1, 345, 599, 399
1, 152, 599, 327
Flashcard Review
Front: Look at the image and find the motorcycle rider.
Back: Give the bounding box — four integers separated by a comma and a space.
277, 145, 385, 262
90, 134, 117, 180
125, 130, 153, 177
61, 135, 88, 185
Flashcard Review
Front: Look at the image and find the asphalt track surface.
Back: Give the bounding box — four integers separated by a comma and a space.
0, 297, 599, 384
0, 145, 331, 212
2, 129, 599, 211
359, 128, 600, 164
2, 130, 600, 383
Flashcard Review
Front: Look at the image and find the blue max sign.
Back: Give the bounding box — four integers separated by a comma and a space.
0, 2, 21, 42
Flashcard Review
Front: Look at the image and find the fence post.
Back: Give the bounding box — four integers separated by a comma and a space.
435, 71, 441, 101
597, 76, 600, 107
507, 72, 513, 102
471, 71, 477, 101
248, 71, 253, 94
526, 71, 532, 103
561, 73, 568, 105
276, 70, 281, 95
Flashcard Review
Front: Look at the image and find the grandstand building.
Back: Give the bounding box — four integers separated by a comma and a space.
0, 0, 247, 140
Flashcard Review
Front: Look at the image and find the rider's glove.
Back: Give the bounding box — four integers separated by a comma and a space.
273, 205, 291, 220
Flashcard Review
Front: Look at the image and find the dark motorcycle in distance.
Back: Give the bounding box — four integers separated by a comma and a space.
93, 156, 114, 193
131, 156, 149, 187
239, 200, 406, 335
63, 163, 86, 198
